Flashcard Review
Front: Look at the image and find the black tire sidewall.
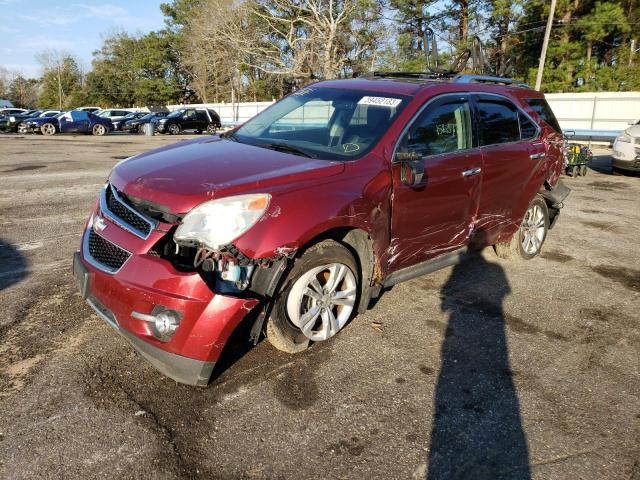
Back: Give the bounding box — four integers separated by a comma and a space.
268, 241, 359, 350
515, 196, 549, 260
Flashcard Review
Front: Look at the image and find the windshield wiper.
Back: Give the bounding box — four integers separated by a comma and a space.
221, 131, 239, 141
260, 142, 315, 158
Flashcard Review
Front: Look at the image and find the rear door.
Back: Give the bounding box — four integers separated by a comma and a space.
472, 94, 539, 243
389, 94, 483, 271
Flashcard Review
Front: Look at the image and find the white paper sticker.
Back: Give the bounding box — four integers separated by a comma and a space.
358, 96, 402, 108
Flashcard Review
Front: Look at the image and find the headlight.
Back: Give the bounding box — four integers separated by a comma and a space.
174, 194, 271, 249
617, 133, 632, 143
9, 116, 15, 122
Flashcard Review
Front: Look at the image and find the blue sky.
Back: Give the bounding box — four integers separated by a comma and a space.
0, 0, 166, 78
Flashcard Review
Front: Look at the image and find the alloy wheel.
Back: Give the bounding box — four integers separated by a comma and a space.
286, 263, 357, 342
41, 123, 55, 136
521, 204, 546, 255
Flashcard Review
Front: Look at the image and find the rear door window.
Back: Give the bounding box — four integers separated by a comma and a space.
476, 98, 520, 145
525, 98, 561, 133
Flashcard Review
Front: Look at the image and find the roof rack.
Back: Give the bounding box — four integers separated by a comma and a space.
453, 74, 530, 88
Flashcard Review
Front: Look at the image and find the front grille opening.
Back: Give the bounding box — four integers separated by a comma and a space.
88, 229, 131, 271
106, 187, 152, 235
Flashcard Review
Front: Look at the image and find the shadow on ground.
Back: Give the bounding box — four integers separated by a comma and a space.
0, 239, 27, 291
427, 254, 531, 479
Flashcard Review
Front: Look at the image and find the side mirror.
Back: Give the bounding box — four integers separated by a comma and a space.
395, 150, 425, 187
563, 130, 575, 138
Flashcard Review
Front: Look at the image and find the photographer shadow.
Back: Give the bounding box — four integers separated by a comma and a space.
427, 253, 531, 480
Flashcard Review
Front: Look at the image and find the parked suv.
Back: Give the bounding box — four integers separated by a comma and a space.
156, 107, 221, 134
73, 73, 569, 385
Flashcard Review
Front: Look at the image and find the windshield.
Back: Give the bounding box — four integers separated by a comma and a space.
234, 87, 409, 160
167, 109, 185, 118
139, 113, 154, 121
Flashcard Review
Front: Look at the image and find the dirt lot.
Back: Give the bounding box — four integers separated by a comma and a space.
0, 133, 638, 480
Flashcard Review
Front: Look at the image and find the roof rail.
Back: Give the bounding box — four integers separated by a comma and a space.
361, 71, 457, 81
453, 74, 530, 88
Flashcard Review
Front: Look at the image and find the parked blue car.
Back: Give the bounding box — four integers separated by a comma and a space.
23, 110, 113, 136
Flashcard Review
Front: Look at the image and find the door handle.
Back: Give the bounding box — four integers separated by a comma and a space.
530, 152, 546, 159
462, 167, 481, 177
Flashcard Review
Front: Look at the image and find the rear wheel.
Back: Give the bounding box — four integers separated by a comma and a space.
580, 164, 588, 176
92, 124, 106, 136
206, 124, 217, 135
494, 196, 549, 260
168, 123, 181, 135
266, 240, 359, 354
40, 123, 56, 136
17, 123, 28, 134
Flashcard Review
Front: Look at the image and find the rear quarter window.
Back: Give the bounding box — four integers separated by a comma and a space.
525, 98, 562, 133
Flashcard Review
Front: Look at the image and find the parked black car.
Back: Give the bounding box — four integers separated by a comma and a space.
112, 111, 147, 131
156, 108, 221, 135
121, 111, 169, 133
0, 110, 61, 133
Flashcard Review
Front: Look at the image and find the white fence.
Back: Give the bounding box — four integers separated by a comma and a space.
169, 91, 640, 132
166, 101, 274, 123
545, 92, 640, 132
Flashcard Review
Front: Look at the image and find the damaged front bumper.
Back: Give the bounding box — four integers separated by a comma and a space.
73, 224, 260, 386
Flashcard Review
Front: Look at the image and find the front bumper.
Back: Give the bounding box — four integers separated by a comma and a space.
73, 211, 259, 386
612, 139, 640, 171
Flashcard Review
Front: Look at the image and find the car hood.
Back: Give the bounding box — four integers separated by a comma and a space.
110, 137, 346, 214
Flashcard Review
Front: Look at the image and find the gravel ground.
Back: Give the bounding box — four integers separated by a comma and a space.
0, 134, 638, 480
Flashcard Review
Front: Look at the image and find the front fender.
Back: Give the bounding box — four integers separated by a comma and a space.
233, 165, 392, 263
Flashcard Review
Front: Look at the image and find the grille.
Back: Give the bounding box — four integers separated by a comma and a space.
105, 186, 152, 236
88, 229, 131, 271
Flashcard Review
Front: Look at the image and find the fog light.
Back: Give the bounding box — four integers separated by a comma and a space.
132, 308, 182, 342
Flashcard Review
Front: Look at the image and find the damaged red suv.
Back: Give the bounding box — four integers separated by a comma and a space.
73, 73, 570, 385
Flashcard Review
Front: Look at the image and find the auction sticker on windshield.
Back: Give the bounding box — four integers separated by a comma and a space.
358, 96, 402, 108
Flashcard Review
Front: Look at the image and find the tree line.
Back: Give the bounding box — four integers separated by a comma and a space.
1, 0, 638, 109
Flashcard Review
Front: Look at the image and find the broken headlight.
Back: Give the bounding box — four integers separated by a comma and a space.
174, 194, 270, 250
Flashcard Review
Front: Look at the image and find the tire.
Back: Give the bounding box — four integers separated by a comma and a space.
168, 123, 181, 135
17, 123, 28, 134
92, 124, 106, 136
494, 196, 549, 261
206, 124, 217, 135
40, 123, 56, 136
266, 240, 359, 354
580, 165, 588, 176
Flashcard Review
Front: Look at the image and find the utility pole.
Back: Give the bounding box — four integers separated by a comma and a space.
57, 63, 63, 111
630, 39, 636, 66
535, 0, 557, 91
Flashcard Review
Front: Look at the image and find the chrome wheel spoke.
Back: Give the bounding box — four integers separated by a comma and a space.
321, 307, 339, 337
326, 264, 347, 293
331, 288, 356, 306
303, 286, 322, 301
299, 305, 321, 335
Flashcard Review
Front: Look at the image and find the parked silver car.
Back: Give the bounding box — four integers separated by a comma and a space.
612, 120, 640, 173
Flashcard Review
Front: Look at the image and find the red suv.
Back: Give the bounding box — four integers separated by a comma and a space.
73, 73, 570, 385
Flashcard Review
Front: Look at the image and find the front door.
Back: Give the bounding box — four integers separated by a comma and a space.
389, 94, 482, 271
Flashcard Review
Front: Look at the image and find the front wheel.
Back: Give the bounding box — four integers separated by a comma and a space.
92, 124, 106, 136
494, 196, 549, 260
40, 123, 56, 136
168, 124, 181, 135
266, 240, 359, 354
